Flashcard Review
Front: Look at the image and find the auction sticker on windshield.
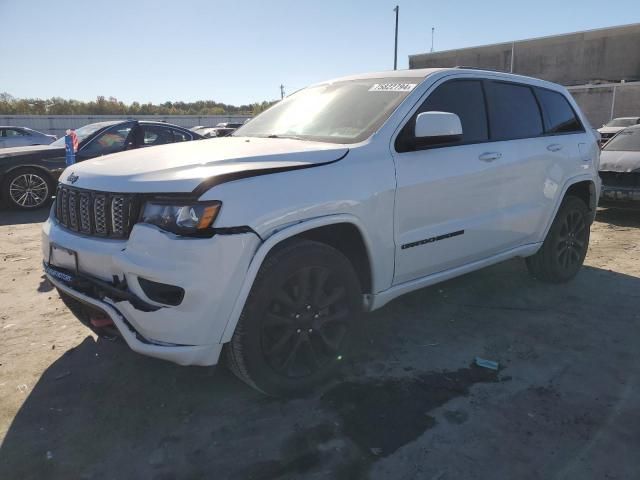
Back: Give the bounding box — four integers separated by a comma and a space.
369, 83, 416, 92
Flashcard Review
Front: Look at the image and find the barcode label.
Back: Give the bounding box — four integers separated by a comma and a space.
369, 83, 417, 92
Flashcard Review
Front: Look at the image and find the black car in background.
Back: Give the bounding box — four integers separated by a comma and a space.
0, 120, 202, 210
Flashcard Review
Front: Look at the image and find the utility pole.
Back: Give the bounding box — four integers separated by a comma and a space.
431, 27, 435, 52
280, 84, 285, 99
610, 85, 617, 121
510, 42, 515, 73
393, 5, 399, 70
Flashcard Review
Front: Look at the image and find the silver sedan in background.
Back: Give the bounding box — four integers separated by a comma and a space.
0, 126, 57, 148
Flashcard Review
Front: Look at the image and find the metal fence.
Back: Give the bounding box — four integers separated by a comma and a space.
567, 82, 640, 128
0, 115, 251, 138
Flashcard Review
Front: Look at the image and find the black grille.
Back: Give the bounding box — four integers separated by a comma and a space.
600, 171, 640, 188
55, 185, 137, 239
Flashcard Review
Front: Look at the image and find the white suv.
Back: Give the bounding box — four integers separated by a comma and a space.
42, 68, 601, 395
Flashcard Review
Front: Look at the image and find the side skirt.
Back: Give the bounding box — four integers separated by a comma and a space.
363, 242, 542, 311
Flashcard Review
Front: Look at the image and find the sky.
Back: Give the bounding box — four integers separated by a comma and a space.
1, 0, 638, 106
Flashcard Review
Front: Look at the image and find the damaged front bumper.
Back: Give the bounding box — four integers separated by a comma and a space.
46, 267, 224, 365
42, 215, 261, 366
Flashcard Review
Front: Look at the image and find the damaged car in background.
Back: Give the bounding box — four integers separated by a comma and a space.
598, 116, 640, 143
599, 124, 640, 206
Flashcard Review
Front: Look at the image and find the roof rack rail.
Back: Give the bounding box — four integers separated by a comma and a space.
453, 65, 510, 73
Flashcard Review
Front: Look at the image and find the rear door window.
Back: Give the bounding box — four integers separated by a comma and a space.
5, 128, 27, 137
535, 88, 583, 134
485, 81, 543, 141
172, 129, 192, 142
141, 125, 175, 146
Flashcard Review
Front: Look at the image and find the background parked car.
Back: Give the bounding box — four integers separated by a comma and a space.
0, 126, 57, 148
190, 126, 219, 138
0, 120, 202, 210
190, 123, 246, 138
211, 122, 245, 137
599, 124, 640, 206
598, 117, 640, 143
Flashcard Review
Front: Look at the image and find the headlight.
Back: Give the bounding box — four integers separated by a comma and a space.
140, 201, 221, 237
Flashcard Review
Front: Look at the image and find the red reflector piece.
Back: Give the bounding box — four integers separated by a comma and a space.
90, 315, 114, 328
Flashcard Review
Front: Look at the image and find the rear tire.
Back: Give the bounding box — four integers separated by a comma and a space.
526, 195, 591, 283
225, 239, 361, 396
2, 167, 53, 210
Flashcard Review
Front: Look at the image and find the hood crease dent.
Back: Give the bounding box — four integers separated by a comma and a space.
57, 137, 350, 194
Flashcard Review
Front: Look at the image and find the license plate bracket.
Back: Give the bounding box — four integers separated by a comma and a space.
49, 243, 79, 274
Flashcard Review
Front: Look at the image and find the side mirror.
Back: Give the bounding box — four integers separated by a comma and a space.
415, 111, 463, 144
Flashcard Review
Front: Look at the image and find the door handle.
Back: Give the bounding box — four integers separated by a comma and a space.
479, 152, 502, 162
547, 143, 563, 152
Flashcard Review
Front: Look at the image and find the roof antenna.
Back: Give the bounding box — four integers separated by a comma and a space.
431, 27, 435, 52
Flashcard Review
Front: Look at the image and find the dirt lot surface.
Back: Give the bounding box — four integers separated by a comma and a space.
1, 207, 639, 479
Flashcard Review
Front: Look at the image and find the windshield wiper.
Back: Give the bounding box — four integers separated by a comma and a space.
235, 133, 318, 142
266, 134, 305, 140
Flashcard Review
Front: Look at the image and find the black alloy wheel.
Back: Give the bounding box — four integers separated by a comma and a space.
225, 239, 361, 396
526, 195, 591, 283
555, 208, 588, 271
262, 265, 349, 378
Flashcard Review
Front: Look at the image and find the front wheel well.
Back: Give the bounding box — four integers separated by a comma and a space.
272, 223, 373, 294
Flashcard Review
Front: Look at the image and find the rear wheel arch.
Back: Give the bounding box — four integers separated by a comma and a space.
541, 177, 596, 239
565, 180, 597, 220
5, 163, 55, 179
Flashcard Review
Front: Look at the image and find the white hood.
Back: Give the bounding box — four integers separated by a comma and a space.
600, 149, 640, 173
59, 137, 349, 193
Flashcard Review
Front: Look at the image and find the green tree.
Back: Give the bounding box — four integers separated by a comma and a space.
0, 92, 270, 116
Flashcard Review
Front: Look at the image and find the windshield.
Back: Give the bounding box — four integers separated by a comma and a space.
50, 123, 113, 147
605, 118, 638, 128
233, 78, 420, 144
603, 128, 640, 151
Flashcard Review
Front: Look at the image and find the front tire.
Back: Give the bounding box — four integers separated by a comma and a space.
526, 195, 591, 283
3, 168, 53, 209
225, 239, 362, 396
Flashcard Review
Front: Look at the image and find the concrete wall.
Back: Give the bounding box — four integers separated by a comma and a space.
0, 114, 251, 138
409, 23, 640, 86
568, 82, 640, 127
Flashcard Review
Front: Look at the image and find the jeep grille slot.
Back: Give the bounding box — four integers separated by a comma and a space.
55, 185, 136, 239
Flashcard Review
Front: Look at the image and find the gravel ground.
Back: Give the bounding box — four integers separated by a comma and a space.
0, 207, 639, 480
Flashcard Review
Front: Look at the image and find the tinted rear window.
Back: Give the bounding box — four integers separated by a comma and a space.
535, 88, 583, 134
485, 81, 543, 141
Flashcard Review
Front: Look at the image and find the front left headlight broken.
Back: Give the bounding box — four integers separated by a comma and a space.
140, 201, 221, 237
